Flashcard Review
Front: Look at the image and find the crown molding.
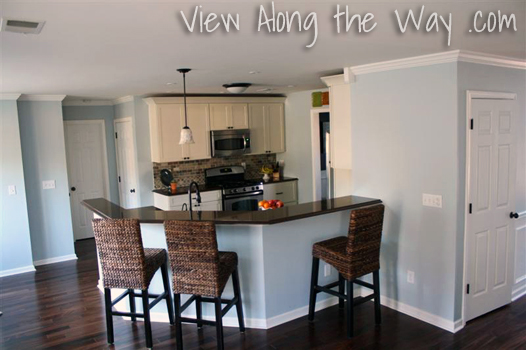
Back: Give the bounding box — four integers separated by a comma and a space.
62, 99, 113, 107
0, 93, 22, 100
19, 94, 67, 102
349, 50, 526, 76
112, 95, 134, 105
320, 74, 346, 87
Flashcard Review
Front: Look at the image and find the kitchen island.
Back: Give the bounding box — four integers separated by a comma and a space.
83, 195, 381, 329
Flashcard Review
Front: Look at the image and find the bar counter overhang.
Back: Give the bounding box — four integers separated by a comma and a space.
83, 195, 382, 329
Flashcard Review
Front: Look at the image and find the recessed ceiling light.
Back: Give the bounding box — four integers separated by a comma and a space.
287, 85, 295, 88
166, 82, 177, 85
249, 71, 261, 75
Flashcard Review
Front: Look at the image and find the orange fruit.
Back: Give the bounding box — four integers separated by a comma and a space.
258, 200, 268, 207
263, 202, 270, 209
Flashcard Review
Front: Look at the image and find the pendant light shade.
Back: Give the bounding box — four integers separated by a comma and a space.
177, 68, 195, 145
179, 126, 194, 144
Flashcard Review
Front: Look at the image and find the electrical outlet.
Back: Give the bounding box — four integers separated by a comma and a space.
423, 193, 442, 208
8, 185, 17, 195
407, 270, 415, 284
42, 180, 56, 190
324, 264, 331, 277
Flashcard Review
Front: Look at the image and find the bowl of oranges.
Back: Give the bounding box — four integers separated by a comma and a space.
258, 200, 284, 210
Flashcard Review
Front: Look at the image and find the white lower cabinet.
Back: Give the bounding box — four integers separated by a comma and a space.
263, 180, 298, 205
154, 190, 222, 211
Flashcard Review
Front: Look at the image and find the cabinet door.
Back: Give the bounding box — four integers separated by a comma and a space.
198, 200, 222, 211
263, 181, 297, 203
231, 104, 249, 129
158, 104, 185, 162
182, 104, 211, 160
248, 104, 267, 155
267, 104, 285, 153
209, 104, 229, 131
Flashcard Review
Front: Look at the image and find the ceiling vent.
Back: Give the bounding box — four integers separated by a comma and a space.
1, 18, 45, 34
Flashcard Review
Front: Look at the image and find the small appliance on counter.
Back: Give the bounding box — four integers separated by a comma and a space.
159, 169, 177, 194
210, 129, 251, 157
205, 165, 262, 211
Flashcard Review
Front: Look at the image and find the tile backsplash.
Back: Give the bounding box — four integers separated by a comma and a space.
153, 154, 277, 189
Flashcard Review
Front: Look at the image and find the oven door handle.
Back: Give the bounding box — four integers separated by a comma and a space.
224, 191, 263, 200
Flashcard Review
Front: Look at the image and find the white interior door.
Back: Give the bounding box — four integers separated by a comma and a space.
65, 120, 109, 240
115, 118, 139, 208
465, 97, 517, 322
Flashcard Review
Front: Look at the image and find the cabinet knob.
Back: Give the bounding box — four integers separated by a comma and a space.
70, 187, 76, 192
510, 212, 519, 219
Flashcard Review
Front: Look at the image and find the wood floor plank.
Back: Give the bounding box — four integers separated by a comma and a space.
1, 238, 525, 349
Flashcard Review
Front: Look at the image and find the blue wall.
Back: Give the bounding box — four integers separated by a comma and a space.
18, 101, 76, 263
62, 105, 120, 204
0, 99, 35, 275
351, 63, 460, 322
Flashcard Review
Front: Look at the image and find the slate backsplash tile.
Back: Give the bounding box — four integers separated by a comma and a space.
153, 154, 276, 188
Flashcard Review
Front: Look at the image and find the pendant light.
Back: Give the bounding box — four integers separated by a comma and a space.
178, 68, 195, 145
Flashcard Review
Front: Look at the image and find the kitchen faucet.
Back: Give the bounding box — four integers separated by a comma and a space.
188, 182, 202, 212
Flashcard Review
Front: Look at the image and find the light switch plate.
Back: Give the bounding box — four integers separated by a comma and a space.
407, 270, 415, 284
42, 180, 56, 190
324, 264, 331, 277
423, 193, 442, 208
8, 185, 17, 195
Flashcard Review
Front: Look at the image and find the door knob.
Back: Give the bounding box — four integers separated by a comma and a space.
510, 212, 519, 219
130, 189, 136, 193
71, 187, 76, 191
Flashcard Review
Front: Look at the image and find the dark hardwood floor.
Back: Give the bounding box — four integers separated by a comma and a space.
1, 239, 525, 349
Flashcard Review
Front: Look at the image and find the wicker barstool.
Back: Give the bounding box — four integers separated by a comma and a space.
164, 220, 245, 350
308, 204, 385, 338
92, 219, 174, 349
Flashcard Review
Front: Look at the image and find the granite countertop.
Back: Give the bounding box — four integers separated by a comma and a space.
82, 195, 381, 225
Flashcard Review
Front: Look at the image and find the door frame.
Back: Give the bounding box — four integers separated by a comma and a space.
114, 117, 141, 207
64, 119, 111, 201
310, 107, 330, 201
461, 90, 517, 328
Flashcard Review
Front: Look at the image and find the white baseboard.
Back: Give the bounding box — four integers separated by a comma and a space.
117, 295, 339, 330
0, 265, 36, 278
355, 287, 462, 333
33, 254, 78, 266
512, 284, 526, 302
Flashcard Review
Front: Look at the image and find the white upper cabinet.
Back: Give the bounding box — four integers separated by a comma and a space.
249, 103, 285, 155
210, 104, 248, 130
182, 104, 210, 161
145, 100, 210, 163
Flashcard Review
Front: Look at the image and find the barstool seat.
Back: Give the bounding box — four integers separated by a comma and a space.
308, 204, 385, 338
93, 219, 174, 349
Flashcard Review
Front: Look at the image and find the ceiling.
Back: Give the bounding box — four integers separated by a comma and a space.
1, 0, 525, 100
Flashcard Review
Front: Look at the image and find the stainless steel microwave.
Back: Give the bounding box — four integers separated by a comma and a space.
210, 129, 251, 157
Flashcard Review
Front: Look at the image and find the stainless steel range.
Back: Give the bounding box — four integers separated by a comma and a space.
204, 166, 263, 211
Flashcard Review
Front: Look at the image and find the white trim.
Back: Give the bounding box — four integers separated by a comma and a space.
33, 254, 77, 266
320, 74, 346, 87
0, 93, 21, 100
512, 284, 526, 302
0, 265, 36, 278
518, 211, 526, 219
19, 94, 66, 102
144, 96, 286, 106
310, 107, 330, 202
116, 296, 339, 329
462, 90, 518, 327
112, 95, 134, 105
349, 50, 526, 76
63, 100, 114, 107
380, 295, 461, 333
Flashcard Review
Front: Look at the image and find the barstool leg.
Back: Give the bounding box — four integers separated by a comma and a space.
338, 274, 345, 309
195, 296, 203, 329
373, 270, 381, 325
232, 267, 245, 332
346, 279, 354, 338
104, 288, 114, 344
142, 290, 153, 349
129, 289, 136, 322
308, 257, 320, 321
161, 262, 175, 325
174, 294, 183, 350
214, 297, 225, 350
